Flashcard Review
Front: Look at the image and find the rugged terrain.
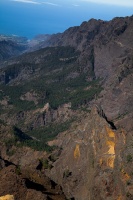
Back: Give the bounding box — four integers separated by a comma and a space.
0, 35, 28, 62
0, 16, 133, 200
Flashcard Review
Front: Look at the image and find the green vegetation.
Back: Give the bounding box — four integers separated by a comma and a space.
41, 159, 49, 169
26, 119, 73, 143
4, 120, 72, 152
0, 45, 102, 152
48, 154, 58, 162
6, 149, 16, 156
63, 169, 72, 178
0, 84, 36, 112
39, 158, 52, 169
5, 130, 50, 152
0, 75, 102, 111
126, 192, 132, 198
0, 119, 6, 126
15, 165, 21, 175
0, 90, 4, 100
127, 154, 132, 163
0, 46, 102, 112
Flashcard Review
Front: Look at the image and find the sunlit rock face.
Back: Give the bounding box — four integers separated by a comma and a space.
48, 107, 132, 200
0, 195, 14, 200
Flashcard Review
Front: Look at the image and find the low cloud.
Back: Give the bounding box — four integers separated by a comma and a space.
10, 0, 62, 7
11, 0, 41, 4
42, 2, 61, 7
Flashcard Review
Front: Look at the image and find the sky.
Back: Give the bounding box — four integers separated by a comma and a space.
0, 0, 133, 38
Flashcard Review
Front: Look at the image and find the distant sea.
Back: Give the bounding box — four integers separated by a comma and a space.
0, 1, 67, 39
0, 0, 133, 39
0, 0, 86, 39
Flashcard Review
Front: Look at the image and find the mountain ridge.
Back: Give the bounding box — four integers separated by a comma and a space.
0, 15, 133, 199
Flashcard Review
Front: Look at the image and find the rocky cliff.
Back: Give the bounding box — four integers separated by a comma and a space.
47, 107, 133, 200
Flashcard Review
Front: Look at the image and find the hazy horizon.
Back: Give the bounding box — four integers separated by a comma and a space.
0, 0, 133, 39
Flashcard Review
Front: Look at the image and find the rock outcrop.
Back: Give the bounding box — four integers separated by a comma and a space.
0, 195, 14, 200
0, 164, 66, 200
47, 107, 133, 200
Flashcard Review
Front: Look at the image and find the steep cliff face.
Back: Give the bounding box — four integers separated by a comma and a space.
41, 16, 133, 129
48, 107, 133, 200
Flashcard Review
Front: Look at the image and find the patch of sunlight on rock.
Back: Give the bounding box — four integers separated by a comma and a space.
121, 169, 130, 181
106, 141, 115, 154
107, 155, 115, 168
74, 144, 80, 159
99, 156, 115, 168
117, 195, 123, 200
106, 126, 115, 138
0, 195, 14, 200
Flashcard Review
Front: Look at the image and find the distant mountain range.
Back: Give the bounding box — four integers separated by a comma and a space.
0, 34, 52, 62
0, 34, 27, 62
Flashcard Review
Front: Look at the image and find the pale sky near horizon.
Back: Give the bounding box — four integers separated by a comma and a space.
0, 0, 133, 38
